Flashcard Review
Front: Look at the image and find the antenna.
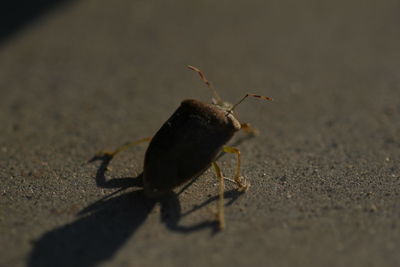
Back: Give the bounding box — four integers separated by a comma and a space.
229, 93, 273, 113
187, 65, 222, 103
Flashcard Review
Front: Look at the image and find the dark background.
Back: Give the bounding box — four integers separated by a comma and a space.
1, 1, 399, 266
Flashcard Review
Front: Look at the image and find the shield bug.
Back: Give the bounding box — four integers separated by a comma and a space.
97, 66, 272, 230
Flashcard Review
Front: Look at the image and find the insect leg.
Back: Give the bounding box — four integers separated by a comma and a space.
240, 122, 259, 136
222, 146, 250, 192
96, 137, 152, 158
212, 161, 225, 230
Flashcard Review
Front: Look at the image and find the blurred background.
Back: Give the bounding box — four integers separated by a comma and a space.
1, 1, 399, 267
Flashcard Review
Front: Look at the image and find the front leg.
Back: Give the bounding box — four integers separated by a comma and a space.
222, 146, 250, 192
240, 122, 259, 136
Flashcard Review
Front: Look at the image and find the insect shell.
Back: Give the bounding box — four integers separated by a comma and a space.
143, 98, 240, 197
142, 66, 272, 198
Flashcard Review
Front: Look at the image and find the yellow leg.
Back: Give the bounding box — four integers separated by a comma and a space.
240, 122, 259, 136
222, 146, 250, 191
212, 161, 225, 230
96, 137, 152, 158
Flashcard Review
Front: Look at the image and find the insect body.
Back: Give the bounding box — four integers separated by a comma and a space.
143, 99, 241, 197
97, 66, 272, 230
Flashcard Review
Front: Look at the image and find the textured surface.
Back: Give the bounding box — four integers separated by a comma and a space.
1, 1, 400, 267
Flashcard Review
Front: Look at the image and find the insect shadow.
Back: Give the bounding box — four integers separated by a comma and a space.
28, 152, 245, 267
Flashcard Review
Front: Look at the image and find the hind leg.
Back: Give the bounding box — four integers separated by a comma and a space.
96, 137, 152, 158
212, 161, 225, 230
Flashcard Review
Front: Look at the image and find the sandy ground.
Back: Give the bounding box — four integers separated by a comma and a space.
1, 1, 400, 266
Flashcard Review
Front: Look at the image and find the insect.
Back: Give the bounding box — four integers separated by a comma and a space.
97, 66, 272, 230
